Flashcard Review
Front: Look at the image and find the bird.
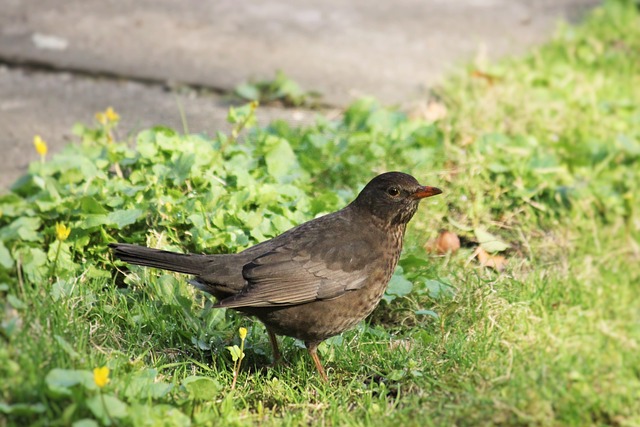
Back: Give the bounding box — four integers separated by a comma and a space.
109, 171, 442, 381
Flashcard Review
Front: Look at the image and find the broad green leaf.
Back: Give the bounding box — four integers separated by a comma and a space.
424, 279, 454, 298
0, 241, 13, 269
123, 369, 173, 400
108, 209, 144, 229
80, 209, 143, 230
0, 217, 41, 241
19, 247, 47, 283
87, 394, 128, 422
0, 402, 46, 415
226, 345, 244, 362
182, 376, 220, 400
474, 228, 510, 253
72, 419, 100, 427
399, 254, 431, 270
447, 217, 473, 232
80, 196, 109, 214
7, 294, 25, 309
127, 404, 191, 427
45, 369, 96, 396
385, 274, 413, 298
264, 136, 298, 181
51, 280, 75, 301
235, 83, 261, 101
80, 214, 110, 229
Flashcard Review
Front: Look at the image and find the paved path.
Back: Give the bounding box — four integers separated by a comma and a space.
0, 0, 598, 190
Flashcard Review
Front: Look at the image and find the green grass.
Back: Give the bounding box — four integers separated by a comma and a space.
2, 1, 639, 425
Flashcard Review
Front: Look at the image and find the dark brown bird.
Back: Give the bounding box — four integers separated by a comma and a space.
109, 172, 442, 380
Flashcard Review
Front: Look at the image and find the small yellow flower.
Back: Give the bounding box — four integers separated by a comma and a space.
105, 107, 120, 122
93, 366, 110, 388
239, 327, 247, 340
33, 135, 48, 157
55, 223, 71, 241
96, 107, 120, 125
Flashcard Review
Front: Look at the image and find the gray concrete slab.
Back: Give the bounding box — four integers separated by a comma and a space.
1, 0, 598, 105
0, 0, 600, 190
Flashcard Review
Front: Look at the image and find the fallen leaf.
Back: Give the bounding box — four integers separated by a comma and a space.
408, 100, 448, 122
474, 228, 510, 253
471, 69, 499, 85
475, 247, 507, 272
389, 338, 413, 352
436, 230, 460, 254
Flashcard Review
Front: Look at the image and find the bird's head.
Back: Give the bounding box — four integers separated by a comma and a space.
351, 172, 442, 228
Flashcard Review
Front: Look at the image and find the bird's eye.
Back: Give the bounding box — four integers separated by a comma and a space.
387, 186, 400, 197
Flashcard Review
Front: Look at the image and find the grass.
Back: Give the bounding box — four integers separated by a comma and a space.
1, 1, 639, 425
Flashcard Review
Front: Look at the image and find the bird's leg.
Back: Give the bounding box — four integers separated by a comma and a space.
306, 341, 328, 382
266, 327, 283, 366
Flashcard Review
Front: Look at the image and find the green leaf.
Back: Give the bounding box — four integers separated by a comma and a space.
226, 345, 244, 362
79, 196, 109, 214
80, 209, 144, 230
385, 273, 414, 301
447, 217, 473, 232
235, 83, 261, 101
474, 228, 510, 253
415, 309, 439, 318
108, 209, 144, 229
123, 369, 173, 400
87, 394, 128, 423
51, 280, 75, 301
0, 402, 46, 415
263, 136, 298, 182
45, 369, 96, 396
0, 217, 41, 241
423, 279, 454, 298
0, 241, 13, 269
7, 294, 26, 310
127, 404, 191, 427
72, 419, 100, 427
182, 376, 220, 400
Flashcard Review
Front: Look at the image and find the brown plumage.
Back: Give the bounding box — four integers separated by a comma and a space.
109, 171, 442, 380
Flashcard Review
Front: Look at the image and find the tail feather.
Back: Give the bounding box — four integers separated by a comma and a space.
109, 243, 209, 275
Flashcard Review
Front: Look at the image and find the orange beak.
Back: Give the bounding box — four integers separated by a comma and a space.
412, 186, 443, 199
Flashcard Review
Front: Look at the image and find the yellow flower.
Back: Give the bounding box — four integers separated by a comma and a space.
33, 135, 48, 157
239, 327, 247, 340
93, 366, 110, 388
55, 223, 71, 241
105, 107, 120, 122
96, 107, 120, 125
95, 112, 106, 125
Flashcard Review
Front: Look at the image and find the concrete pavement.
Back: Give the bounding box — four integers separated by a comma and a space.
0, 0, 599, 190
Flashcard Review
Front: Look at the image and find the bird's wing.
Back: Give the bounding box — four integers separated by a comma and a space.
216, 237, 373, 308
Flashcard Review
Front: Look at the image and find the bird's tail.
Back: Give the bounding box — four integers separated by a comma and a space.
109, 243, 209, 275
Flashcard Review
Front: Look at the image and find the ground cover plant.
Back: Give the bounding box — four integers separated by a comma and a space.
1, 1, 639, 425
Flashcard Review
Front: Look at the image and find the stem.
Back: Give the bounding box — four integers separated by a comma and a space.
230, 338, 246, 390
49, 240, 62, 279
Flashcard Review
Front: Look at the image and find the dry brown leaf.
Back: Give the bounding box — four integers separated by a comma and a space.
475, 247, 507, 271
471, 69, 499, 85
436, 230, 460, 254
408, 100, 448, 122
425, 230, 461, 254
389, 338, 413, 352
